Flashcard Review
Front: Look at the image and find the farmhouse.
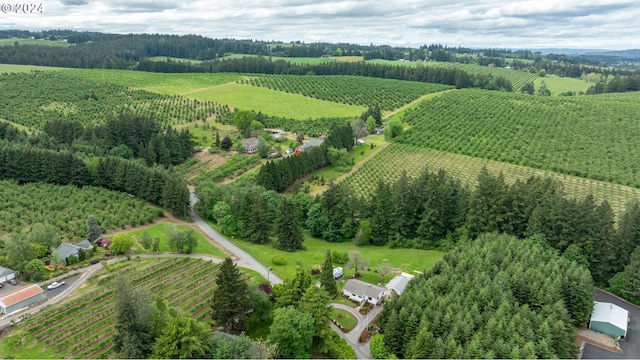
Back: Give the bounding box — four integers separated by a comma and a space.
589, 301, 629, 338
342, 279, 385, 306
270, 129, 286, 139
295, 138, 324, 155
55, 240, 94, 263
241, 137, 259, 154
0, 266, 17, 283
0, 284, 45, 315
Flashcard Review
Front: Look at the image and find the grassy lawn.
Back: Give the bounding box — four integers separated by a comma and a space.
187, 83, 365, 119
210, 220, 443, 281
1, 336, 59, 359
241, 267, 267, 283
332, 308, 357, 331
332, 295, 358, 307
126, 222, 227, 258
534, 75, 592, 95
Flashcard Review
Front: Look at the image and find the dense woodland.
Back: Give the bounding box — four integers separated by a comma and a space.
376, 233, 594, 359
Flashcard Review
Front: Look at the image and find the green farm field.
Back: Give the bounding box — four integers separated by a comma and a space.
244, 74, 453, 110
147, 56, 204, 64
61, 68, 243, 94
0, 71, 223, 128
187, 82, 366, 119
0, 64, 64, 72
397, 89, 640, 189
0, 180, 163, 240
535, 75, 592, 95
340, 143, 640, 218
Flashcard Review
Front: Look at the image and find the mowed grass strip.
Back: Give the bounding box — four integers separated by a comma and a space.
187, 83, 366, 119
341, 143, 640, 218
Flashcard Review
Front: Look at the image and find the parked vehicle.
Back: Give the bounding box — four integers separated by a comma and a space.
9, 279, 17, 286
47, 281, 65, 290
333, 267, 344, 279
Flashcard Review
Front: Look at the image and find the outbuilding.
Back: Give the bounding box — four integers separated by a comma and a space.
589, 301, 629, 338
0, 266, 16, 283
385, 275, 410, 296
0, 284, 45, 315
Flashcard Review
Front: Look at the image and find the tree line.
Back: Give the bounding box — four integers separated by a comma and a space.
256, 123, 354, 192
139, 56, 513, 91
42, 110, 194, 166
0, 139, 189, 216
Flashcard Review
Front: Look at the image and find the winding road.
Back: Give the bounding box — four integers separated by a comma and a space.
188, 193, 283, 284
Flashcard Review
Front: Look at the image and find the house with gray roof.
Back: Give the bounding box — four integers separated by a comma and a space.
0, 266, 16, 283
295, 138, 324, 154
55, 240, 94, 264
241, 137, 259, 154
385, 275, 411, 296
342, 279, 385, 306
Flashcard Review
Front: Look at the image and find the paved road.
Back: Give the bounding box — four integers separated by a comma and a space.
189, 193, 283, 284
582, 288, 640, 359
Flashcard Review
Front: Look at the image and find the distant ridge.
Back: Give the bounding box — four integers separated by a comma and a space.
529, 48, 640, 58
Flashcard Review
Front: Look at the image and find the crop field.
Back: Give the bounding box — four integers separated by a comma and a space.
396, 89, 640, 189
243, 75, 452, 110
6, 258, 221, 359
534, 75, 592, 95
60, 69, 243, 95
340, 143, 640, 217
366, 59, 539, 91
0, 72, 224, 128
0, 180, 163, 240
146, 56, 205, 64
187, 82, 366, 119
221, 53, 363, 64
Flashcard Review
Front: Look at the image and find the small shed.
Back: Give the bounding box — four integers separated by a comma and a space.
0, 266, 16, 283
295, 138, 324, 155
385, 275, 410, 296
589, 301, 628, 338
0, 284, 45, 315
342, 279, 385, 306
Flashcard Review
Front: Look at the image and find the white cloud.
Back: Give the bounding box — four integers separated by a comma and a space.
1, 0, 639, 49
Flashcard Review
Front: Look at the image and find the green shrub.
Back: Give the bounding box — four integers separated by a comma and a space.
332, 250, 349, 264
271, 255, 287, 266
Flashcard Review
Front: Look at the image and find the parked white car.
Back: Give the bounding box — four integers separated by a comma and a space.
47, 281, 65, 290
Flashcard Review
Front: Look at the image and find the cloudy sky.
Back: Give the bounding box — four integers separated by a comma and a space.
2, 0, 639, 50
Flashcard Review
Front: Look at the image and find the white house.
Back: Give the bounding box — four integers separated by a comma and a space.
342, 279, 385, 306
